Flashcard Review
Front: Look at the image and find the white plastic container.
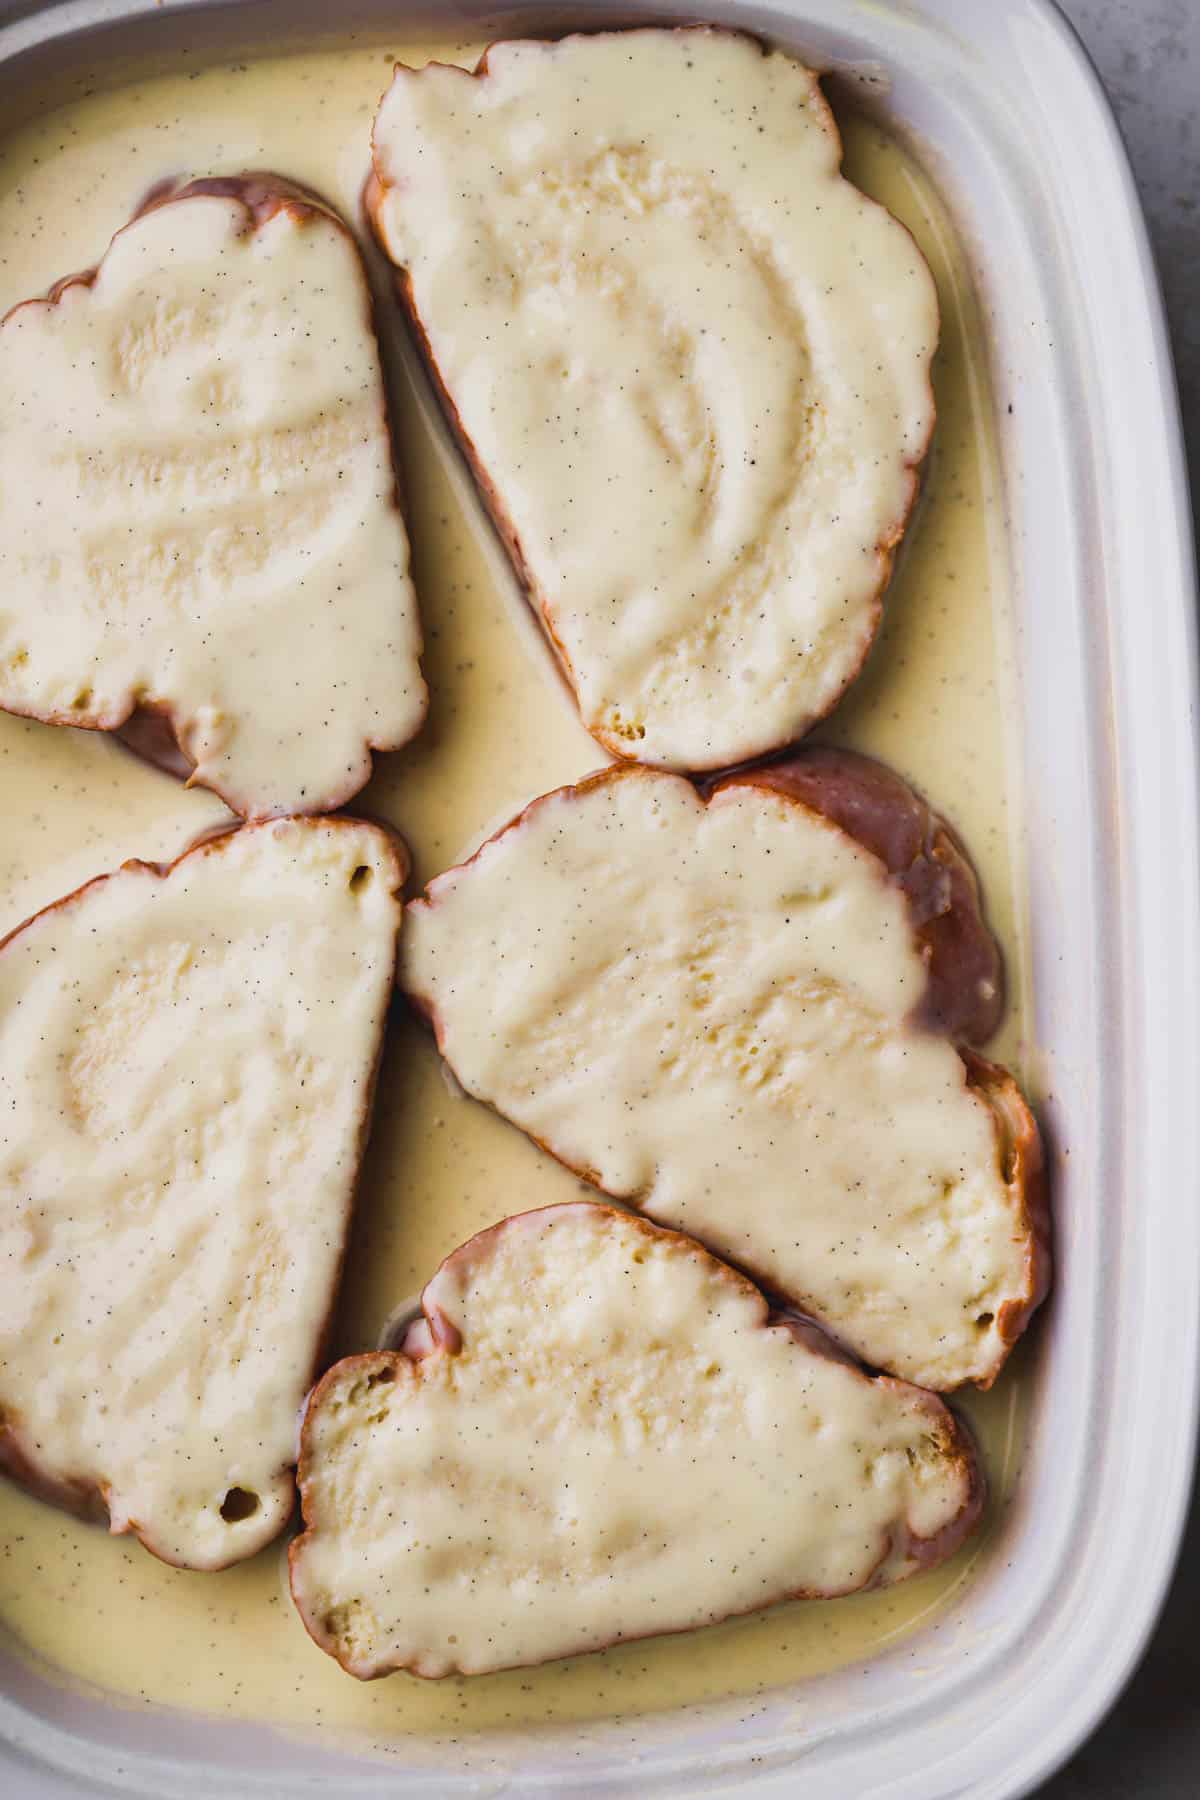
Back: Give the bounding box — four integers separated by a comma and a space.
0, 1, 1196, 1795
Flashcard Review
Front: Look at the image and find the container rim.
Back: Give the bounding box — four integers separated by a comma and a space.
0, 1, 1196, 1796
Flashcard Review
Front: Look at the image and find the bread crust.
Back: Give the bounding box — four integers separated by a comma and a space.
366, 25, 937, 772
0, 173, 427, 818
404, 750, 1049, 1389
960, 1047, 1051, 1380
0, 815, 409, 1570
289, 1200, 985, 1679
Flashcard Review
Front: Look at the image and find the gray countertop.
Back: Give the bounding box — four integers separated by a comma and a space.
1038, 3, 1199, 1795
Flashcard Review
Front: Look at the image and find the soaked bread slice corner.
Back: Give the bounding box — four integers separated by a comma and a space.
289, 1202, 984, 1679
0, 174, 426, 819
401, 749, 1049, 1392
0, 815, 406, 1570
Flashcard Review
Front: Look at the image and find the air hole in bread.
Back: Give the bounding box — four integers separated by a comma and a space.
349, 865, 373, 894
975, 1312, 994, 1330
71, 688, 93, 711
366, 1366, 396, 1388
219, 1486, 261, 1523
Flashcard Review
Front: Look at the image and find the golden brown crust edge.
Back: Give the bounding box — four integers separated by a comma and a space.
960, 1047, 1052, 1385
1, 172, 427, 820
0, 815, 409, 1571
402, 752, 1049, 1389
289, 1200, 984, 1680
366, 24, 938, 773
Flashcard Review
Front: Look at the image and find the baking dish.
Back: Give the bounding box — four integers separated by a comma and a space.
0, 0, 1196, 1794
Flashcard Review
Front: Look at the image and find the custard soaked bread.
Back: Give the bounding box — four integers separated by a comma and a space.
369, 28, 937, 770
0, 176, 426, 818
0, 817, 405, 1569
290, 1203, 983, 1678
402, 751, 1048, 1392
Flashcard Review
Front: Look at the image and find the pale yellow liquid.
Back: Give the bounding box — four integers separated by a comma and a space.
0, 40, 1032, 1750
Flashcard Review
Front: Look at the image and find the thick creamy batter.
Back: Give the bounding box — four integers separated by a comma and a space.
0, 182, 425, 818
0, 818, 403, 1569
371, 29, 938, 770
404, 766, 1031, 1391
0, 37, 1030, 1751
292, 1204, 982, 1679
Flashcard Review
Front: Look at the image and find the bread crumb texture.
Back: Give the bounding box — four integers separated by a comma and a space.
291, 1204, 980, 1677
0, 817, 403, 1568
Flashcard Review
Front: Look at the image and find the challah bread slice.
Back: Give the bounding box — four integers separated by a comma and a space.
0, 174, 426, 818
289, 1202, 983, 1679
368, 27, 937, 770
401, 751, 1048, 1391
0, 815, 405, 1569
